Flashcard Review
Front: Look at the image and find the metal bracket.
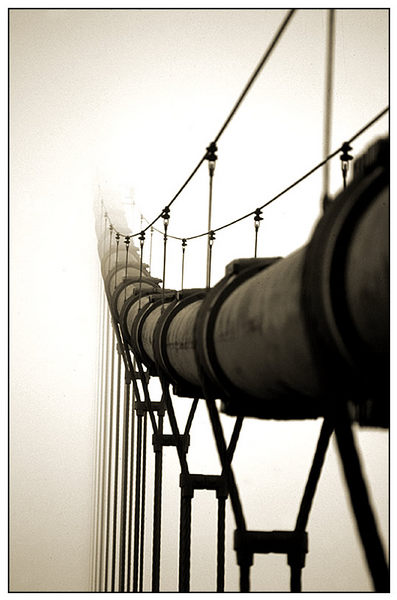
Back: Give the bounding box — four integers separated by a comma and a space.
152, 433, 190, 453
234, 529, 308, 569
180, 473, 228, 499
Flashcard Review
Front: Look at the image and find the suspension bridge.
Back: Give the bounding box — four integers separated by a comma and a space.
90, 9, 389, 592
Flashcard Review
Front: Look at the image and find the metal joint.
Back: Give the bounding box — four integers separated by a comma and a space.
179, 473, 228, 499
233, 530, 308, 568
152, 433, 190, 453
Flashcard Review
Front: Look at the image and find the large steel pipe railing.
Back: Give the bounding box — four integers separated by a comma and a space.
97, 138, 389, 426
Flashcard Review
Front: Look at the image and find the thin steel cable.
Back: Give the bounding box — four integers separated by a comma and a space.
92, 285, 106, 590
134, 107, 388, 245
98, 226, 114, 591
160, 379, 189, 474
253, 209, 263, 258
104, 103, 387, 247
181, 239, 187, 290
104, 331, 116, 591
91, 213, 106, 592
334, 410, 389, 591
206, 162, 215, 287
139, 411, 148, 591
133, 412, 143, 592
90, 284, 102, 588
111, 350, 122, 592
254, 224, 259, 258
124, 237, 130, 303
149, 227, 154, 275
159, 381, 192, 590
294, 419, 333, 533
114, 233, 120, 291
203, 391, 246, 532
213, 9, 295, 144
322, 9, 335, 204
184, 106, 389, 242
225, 416, 244, 465
138, 227, 153, 592
106, 10, 296, 239
184, 398, 199, 436
206, 231, 215, 288
126, 383, 137, 592
152, 413, 164, 592
215, 415, 244, 592
201, 387, 249, 591
138, 232, 145, 310
118, 373, 131, 592
161, 211, 169, 309
290, 418, 333, 592
135, 359, 158, 434
94, 218, 109, 590
98, 307, 111, 591
146, 157, 206, 232
348, 107, 388, 144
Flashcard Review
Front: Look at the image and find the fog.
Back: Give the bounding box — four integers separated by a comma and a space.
9, 7, 389, 592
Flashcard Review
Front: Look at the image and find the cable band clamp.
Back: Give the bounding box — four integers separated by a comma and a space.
206, 141, 218, 176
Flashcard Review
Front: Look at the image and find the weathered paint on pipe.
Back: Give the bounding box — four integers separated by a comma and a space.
212, 248, 321, 400
97, 141, 389, 420
129, 186, 388, 407
162, 300, 202, 387
345, 187, 389, 356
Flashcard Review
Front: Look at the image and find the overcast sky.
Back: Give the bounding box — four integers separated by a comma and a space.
9, 6, 390, 592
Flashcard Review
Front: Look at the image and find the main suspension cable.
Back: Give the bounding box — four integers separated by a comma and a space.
107, 107, 388, 249
107, 9, 296, 239
181, 106, 389, 242
213, 9, 295, 144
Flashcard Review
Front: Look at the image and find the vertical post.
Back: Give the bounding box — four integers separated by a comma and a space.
110, 349, 122, 591
216, 496, 226, 591
92, 287, 106, 591
98, 308, 111, 591
104, 330, 116, 590
139, 410, 148, 591
290, 564, 302, 592
239, 562, 251, 592
126, 385, 136, 591
179, 491, 193, 592
118, 372, 131, 591
152, 414, 164, 591
322, 8, 335, 209
133, 410, 143, 591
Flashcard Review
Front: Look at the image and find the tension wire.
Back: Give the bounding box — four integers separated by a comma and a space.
161, 207, 170, 308
181, 239, 187, 291
253, 208, 263, 258
206, 142, 217, 288
138, 231, 145, 310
